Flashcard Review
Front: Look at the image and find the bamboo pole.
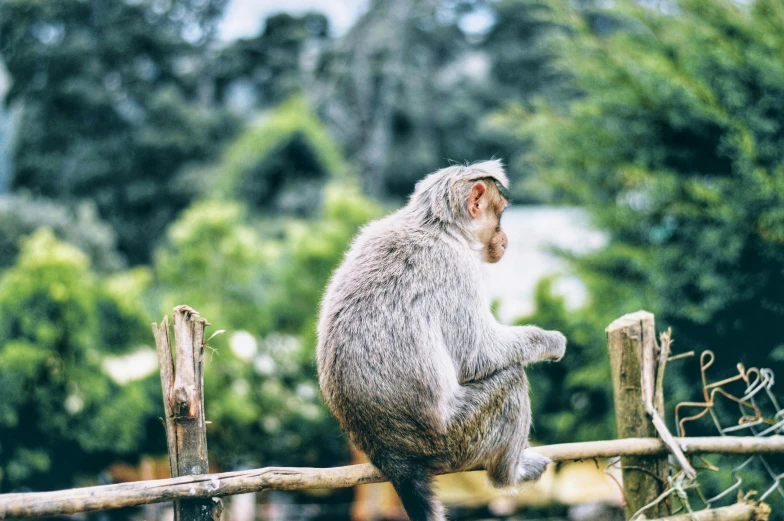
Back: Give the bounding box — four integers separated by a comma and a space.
607, 311, 669, 518
638, 500, 770, 521
1, 436, 782, 520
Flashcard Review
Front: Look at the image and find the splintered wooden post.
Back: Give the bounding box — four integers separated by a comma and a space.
606, 311, 669, 519
152, 306, 221, 521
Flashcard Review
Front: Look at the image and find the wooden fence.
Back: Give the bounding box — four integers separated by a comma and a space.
0, 308, 778, 521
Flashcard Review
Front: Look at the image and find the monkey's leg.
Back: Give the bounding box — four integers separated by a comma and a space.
447, 365, 549, 488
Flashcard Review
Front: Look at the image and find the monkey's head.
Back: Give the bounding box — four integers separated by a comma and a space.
411, 160, 511, 264
467, 179, 509, 263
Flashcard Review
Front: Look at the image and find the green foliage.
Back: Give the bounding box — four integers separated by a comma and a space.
204, 329, 350, 469
98, 268, 155, 354
518, 278, 614, 443
519, 0, 784, 376
204, 97, 348, 217
267, 183, 383, 336
0, 229, 154, 491
231, 184, 380, 468
310, 0, 569, 199
0, 195, 124, 272
481, 0, 573, 202
153, 201, 272, 336
315, 1, 508, 198
214, 12, 330, 107
0, 157, 378, 489
0, 0, 238, 264
484, 0, 563, 100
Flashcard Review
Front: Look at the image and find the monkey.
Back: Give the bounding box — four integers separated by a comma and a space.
316, 160, 567, 521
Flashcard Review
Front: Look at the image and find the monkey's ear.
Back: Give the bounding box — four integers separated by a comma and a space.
468, 182, 486, 219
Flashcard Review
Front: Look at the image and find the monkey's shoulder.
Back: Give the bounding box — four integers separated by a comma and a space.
346, 217, 472, 281
320, 227, 478, 327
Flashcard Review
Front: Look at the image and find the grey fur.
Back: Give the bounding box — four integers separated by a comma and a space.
317, 160, 566, 521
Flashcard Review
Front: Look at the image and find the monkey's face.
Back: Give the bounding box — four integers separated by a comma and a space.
467, 181, 509, 264
485, 227, 508, 263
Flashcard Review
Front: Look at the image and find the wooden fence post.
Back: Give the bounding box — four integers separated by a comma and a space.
153, 306, 222, 521
607, 311, 669, 519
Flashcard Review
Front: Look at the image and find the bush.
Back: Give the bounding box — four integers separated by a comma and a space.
0, 195, 124, 272
202, 97, 349, 217
0, 229, 154, 491
518, 0, 784, 377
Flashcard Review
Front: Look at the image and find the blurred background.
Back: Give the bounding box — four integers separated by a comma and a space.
1, 0, 784, 519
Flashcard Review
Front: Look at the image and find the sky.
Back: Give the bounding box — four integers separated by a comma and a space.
217, 0, 495, 41
218, 0, 368, 41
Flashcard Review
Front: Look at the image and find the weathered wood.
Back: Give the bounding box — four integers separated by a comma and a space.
642, 328, 695, 478
607, 311, 669, 518
638, 500, 770, 521
165, 306, 219, 521
1, 436, 782, 520
172, 305, 199, 418
152, 316, 178, 478
653, 329, 671, 427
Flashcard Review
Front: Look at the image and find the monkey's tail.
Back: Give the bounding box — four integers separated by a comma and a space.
382, 461, 443, 521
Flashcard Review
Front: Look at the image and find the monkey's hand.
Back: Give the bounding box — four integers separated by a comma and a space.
517, 450, 552, 483
543, 330, 567, 362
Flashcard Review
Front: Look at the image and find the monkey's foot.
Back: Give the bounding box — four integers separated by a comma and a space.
516, 450, 552, 483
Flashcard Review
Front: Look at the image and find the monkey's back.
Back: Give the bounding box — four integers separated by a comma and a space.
317, 210, 480, 455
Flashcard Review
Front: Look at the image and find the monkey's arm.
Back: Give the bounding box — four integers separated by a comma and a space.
498, 324, 566, 364
462, 323, 566, 382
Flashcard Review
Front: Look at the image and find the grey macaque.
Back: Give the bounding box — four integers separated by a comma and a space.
317, 160, 567, 521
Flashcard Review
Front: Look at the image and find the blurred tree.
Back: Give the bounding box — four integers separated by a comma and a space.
214, 12, 330, 111
519, 0, 784, 379
316, 0, 512, 198
265, 183, 384, 337
483, 0, 562, 101
0, 229, 155, 492
0, 64, 10, 194
187, 97, 348, 218
0, 194, 123, 272
153, 200, 272, 337
314, 0, 573, 200
0, 0, 238, 264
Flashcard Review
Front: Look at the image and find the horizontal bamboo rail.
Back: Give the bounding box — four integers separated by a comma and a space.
639, 500, 771, 521
1, 436, 782, 519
